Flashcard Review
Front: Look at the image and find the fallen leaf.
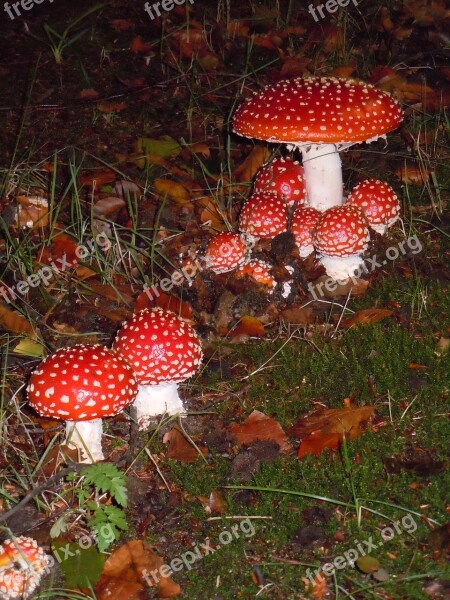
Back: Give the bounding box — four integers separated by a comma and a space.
0, 303, 34, 335
229, 410, 292, 454
395, 162, 431, 185
15, 195, 49, 229
342, 308, 393, 328
231, 316, 265, 338
163, 427, 208, 463
197, 490, 227, 514
130, 35, 153, 54
309, 275, 369, 299
13, 338, 44, 357
134, 288, 193, 320
94, 196, 126, 218
233, 147, 271, 183
80, 169, 116, 187
291, 406, 375, 459
53, 542, 105, 588
79, 88, 100, 100
280, 306, 314, 325
136, 136, 181, 158
97, 102, 127, 113
357, 556, 381, 574
197, 197, 228, 232
154, 179, 191, 204
95, 540, 181, 599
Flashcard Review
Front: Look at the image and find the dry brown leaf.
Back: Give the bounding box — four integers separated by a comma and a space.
163, 427, 208, 463
309, 275, 369, 299
197, 490, 227, 514
97, 102, 126, 113
0, 303, 34, 335
15, 195, 49, 229
93, 196, 126, 217
189, 143, 210, 158
395, 163, 431, 185
280, 307, 314, 325
342, 308, 393, 328
233, 147, 271, 183
154, 179, 191, 204
79, 88, 100, 100
134, 288, 193, 320
79, 169, 116, 186
197, 197, 228, 232
291, 406, 375, 459
229, 410, 292, 454
95, 540, 181, 599
231, 316, 265, 339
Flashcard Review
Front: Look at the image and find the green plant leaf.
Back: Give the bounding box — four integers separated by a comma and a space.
52, 542, 105, 588
80, 463, 128, 507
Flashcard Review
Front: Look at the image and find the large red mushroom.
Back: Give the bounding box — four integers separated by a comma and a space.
0, 537, 47, 599
27, 345, 138, 462
233, 77, 403, 211
113, 308, 203, 428
312, 205, 370, 281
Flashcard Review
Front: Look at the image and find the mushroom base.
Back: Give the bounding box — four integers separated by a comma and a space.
133, 382, 185, 430
298, 144, 345, 211
65, 419, 104, 463
319, 254, 365, 282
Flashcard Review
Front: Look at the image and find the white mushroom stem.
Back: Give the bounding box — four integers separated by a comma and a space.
318, 254, 365, 282
299, 144, 344, 211
65, 419, 104, 463
133, 382, 185, 430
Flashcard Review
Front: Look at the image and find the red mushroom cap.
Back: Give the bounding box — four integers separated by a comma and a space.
205, 232, 248, 274
0, 537, 46, 599
347, 179, 400, 233
113, 307, 203, 386
239, 192, 288, 240
313, 205, 370, 257
254, 157, 306, 205
236, 259, 275, 288
233, 77, 403, 146
27, 345, 138, 421
291, 206, 321, 256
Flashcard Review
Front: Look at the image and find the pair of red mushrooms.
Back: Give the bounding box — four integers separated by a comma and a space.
27, 308, 203, 463
205, 76, 403, 283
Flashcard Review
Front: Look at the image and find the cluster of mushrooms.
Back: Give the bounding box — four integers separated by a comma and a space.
16, 76, 405, 599
27, 307, 203, 463
207, 76, 404, 283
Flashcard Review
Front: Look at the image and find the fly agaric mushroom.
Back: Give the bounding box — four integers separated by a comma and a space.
233, 77, 403, 211
239, 192, 288, 241
253, 157, 306, 205
27, 345, 138, 463
113, 307, 203, 428
291, 206, 321, 257
205, 232, 248, 274
0, 536, 47, 599
347, 179, 400, 234
312, 205, 370, 281
236, 259, 276, 289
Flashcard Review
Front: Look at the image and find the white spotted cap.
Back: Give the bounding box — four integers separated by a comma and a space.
27, 345, 138, 420
291, 206, 321, 257
239, 192, 288, 240
205, 232, 248, 274
254, 157, 306, 204
236, 259, 276, 288
0, 536, 47, 599
313, 205, 370, 257
233, 77, 403, 146
347, 179, 400, 234
113, 307, 203, 386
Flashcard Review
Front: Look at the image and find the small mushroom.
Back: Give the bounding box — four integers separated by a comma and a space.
239, 192, 288, 241
233, 77, 403, 211
347, 179, 400, 235
113, 308, 203, 429
291, 206, 321, 258
253, 157, 306, 205
312, 205, 370, 281
27, 345, 138, 462
236, 259, 276, 289
205, 232, 248, 274
0, 536, 47, 599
